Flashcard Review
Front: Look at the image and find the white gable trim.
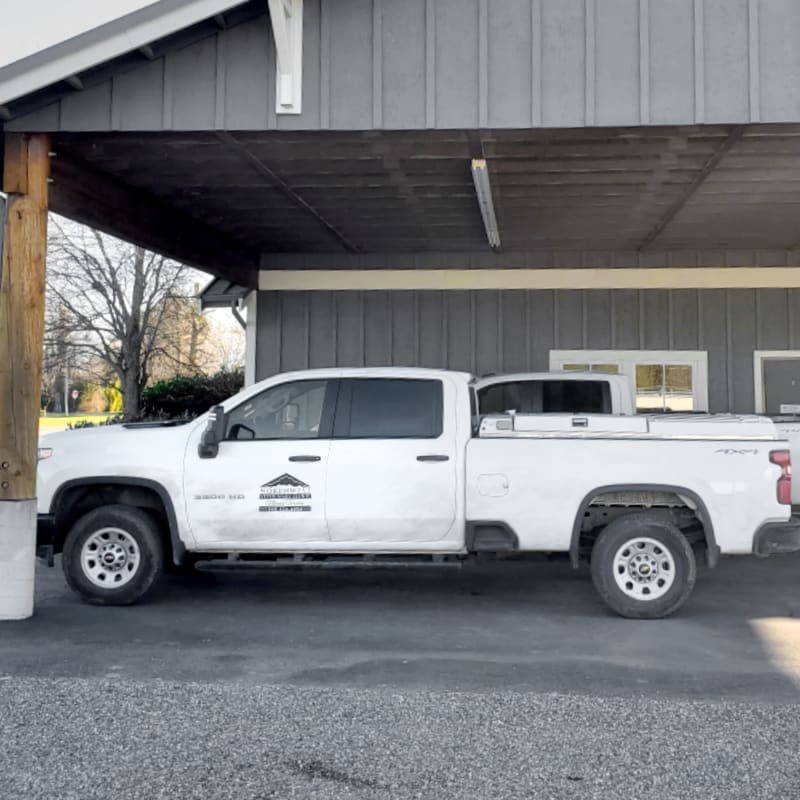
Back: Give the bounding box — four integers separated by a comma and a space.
0, 0, 247, 106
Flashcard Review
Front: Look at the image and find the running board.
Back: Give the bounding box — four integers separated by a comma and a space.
195, 554, 464, 571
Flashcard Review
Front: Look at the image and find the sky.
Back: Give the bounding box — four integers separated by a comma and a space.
0, 0, 159, 68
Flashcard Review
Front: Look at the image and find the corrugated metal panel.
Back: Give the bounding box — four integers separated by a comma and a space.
12, 0, 800, 132
704, 0, 749, 122
254, 286, 800, 413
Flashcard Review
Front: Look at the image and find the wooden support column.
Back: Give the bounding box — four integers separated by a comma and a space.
0, 133, 50, 621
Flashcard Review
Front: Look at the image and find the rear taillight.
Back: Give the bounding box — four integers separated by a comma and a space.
770, 449, 792, 505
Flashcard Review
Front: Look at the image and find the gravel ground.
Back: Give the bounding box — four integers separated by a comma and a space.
1, 677, 799, 800
2, 557, 800, 798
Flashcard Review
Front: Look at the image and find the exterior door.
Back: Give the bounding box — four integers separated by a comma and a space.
183, 379, 336, 547
325, 377, 458, 544
764, 359, 800, 414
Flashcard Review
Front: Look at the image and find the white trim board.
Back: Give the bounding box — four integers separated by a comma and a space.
259, 267, 800, 292
244, 291, 257, 387
753, 351, 800, 414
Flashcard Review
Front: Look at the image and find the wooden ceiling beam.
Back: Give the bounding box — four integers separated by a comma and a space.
216, 131, 360, 254
637, 126, 746, 251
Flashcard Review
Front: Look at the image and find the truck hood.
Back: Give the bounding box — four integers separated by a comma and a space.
39, 419, 200, 451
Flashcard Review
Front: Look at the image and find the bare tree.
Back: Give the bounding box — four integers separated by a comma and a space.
46, 217, 199, 419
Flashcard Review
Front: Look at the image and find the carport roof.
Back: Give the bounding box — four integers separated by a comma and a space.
43, 123, 800, 285
5, 2, 800, 285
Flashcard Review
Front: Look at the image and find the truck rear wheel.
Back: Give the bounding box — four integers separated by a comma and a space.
62, 505, 164, 605
590, 513, 696, 619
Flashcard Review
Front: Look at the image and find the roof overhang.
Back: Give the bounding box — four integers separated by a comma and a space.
200, 277, 251, 309
0, 0, 252, 107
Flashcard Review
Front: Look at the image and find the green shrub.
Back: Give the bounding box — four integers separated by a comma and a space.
141, 369, 244, 419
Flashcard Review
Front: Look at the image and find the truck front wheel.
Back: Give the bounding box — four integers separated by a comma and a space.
62, 505, 165, 605
590, 513, 696, 619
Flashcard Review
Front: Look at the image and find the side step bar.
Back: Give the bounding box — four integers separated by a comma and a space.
195, 554, 464, 571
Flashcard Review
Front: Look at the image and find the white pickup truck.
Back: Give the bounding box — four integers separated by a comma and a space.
36, 368, 800, 618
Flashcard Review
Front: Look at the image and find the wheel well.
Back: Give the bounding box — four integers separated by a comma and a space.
570, 487, 718, 568
52, 482, 175, 562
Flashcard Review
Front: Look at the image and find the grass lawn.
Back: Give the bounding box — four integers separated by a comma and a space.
39, 413, 115, 432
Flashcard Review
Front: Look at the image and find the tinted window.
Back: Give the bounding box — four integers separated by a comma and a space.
226, 380, 330, 440
342, 379, 443, 438
478, 380, 611, 415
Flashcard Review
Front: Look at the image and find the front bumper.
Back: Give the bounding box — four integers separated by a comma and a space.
753, 518, 800, 557
36, 514, 56, 565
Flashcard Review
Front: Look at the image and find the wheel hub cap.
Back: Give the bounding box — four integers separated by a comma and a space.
612, 536, 676, 601
81, 527, 141, 589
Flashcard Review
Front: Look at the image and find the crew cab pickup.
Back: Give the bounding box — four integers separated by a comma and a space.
36, 368, 800, 618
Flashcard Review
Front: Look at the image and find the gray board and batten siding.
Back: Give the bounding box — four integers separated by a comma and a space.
10, 0, 800, 133
255, 285, 800, 415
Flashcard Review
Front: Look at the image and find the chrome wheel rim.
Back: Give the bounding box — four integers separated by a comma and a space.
81, 527, 141, 588
612, 536, 676, 601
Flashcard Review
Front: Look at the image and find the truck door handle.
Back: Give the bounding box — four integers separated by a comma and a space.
289, 455, 321, 462
572, 417, 589, 427
417, 455, 450, 462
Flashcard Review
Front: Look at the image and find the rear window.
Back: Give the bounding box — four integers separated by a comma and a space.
339, 379, 443, 438
478, 380, 611, 415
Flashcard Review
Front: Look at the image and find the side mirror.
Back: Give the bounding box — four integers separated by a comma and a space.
198, 405, 226, 459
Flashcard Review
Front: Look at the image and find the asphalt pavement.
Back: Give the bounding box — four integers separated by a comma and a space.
1, 554, 799, 798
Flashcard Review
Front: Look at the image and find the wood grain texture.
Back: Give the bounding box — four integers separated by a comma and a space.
0, 133, 50, 500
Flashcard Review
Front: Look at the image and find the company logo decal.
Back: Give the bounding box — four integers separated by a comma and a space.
259, 473, 312, 512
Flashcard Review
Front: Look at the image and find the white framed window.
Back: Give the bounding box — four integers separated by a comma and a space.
753, 351, 800, 414
549, 350, 709, 412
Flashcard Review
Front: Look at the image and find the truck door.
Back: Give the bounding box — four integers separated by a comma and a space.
325, 377, 459, 544
183, 379, 337, 546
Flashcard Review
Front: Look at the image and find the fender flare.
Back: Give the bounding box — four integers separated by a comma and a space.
50, 477, 187, 565
569, 483, 719, 569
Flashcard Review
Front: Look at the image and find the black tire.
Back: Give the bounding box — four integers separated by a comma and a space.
62, 505, 165, 606
590, 513, 696, 619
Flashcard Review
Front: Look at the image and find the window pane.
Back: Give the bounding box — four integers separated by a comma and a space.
542, 381, 611, 413
665, 365, 694, 411
562, 363, 589, 371
590, 364, 620, 374
665, 365, 692, 393
478, 380, 611, 414
636, 364, 665, 411
635, 364, 695, 412
226, 380, 328, 440
347, 379, 442, 438
478, 383, 540, 415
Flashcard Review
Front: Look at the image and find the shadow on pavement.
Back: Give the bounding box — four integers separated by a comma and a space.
0, 553, 798, 702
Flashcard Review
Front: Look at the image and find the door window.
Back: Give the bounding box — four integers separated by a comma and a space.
225, 380, 332, 440
336, 379, 443, 438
